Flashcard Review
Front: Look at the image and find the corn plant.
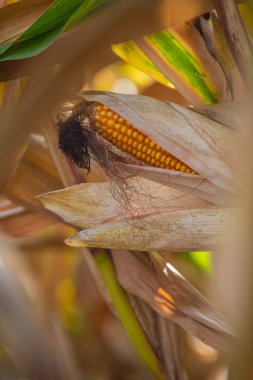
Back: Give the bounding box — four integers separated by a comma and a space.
0, 1, 252, 379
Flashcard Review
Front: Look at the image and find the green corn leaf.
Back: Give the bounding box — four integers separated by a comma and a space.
188, 251, 212, 274
112, 28, 221, 105
112, 40, 174, 88
0, 0, 107, 61
94, 249, 163, 380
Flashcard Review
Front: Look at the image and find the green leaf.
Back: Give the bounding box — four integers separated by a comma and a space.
145, 30, 219, 103
94, 249, 163, 380
112, 40, 174, 88
0, 26, 62, 60
112, 27, 222, 105
188, 251, 212, 274
0, 0, 107, 61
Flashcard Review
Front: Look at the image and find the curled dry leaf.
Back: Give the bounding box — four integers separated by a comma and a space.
0, 0, 53, 44
128, 294, 187, 380
39, 180, 209, 229
39, 180, 235, 252
195, 101, 243, 130
65, 206, 234, 252
112, 250, 236, 352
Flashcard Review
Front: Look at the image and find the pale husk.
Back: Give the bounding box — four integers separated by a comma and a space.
81, 92, 237, 194
64, 206, 234, 252
38, 180, 210, 229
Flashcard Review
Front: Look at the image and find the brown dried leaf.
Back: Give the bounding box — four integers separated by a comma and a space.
194, 101, 243, 130
120, 164, 232, 204
38, 176, 235, 252
129, 294, 187, 379
157, 317, 187, 380
112, 250, 235, 352
3, 136, 63, 210
0, 0, 52, 44
0, 210, 59, 239
39, 180, 209, 229
212, 12, 247, 101
157, 0, 215, 28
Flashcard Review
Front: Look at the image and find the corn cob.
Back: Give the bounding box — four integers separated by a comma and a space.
94, 103, 195, 174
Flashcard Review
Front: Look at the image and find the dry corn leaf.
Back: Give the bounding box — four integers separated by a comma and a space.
157, 318, 187, 380
81, 91, 237, 193
0, 0, 52, 45
39, 180, 209, 229
120, 164, 231, 204
0, 210, 59, 239
65, 206, 234, 252
195, 101, 243, 130
129, 294, 187, 380
39, 180, 234, 252
112, 250, 235, 352
3, 136, 63, 210
39, 179, 235, 251
0, 240, 80, 379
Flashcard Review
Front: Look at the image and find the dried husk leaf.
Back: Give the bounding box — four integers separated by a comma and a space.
64, 206, 234, 252
39, 180, 210, 229
212, 12, 247, 101
120, 163, 232, 205
112, 250, 235, 352
38, 178, 234, 252
81, 91, 237, 194
195, 101, 243, 130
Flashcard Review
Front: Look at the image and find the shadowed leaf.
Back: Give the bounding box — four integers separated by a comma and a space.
112, 250, 235, 352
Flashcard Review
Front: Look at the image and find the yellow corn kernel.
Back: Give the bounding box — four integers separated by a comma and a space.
94, 103, 195, 173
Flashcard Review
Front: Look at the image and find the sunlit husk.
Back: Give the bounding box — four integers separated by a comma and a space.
81, 92, 237, 194
39, 180, 209, 228
64, 206, 234, 252
39, 181, 235, 252
119, 164, 233, 204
